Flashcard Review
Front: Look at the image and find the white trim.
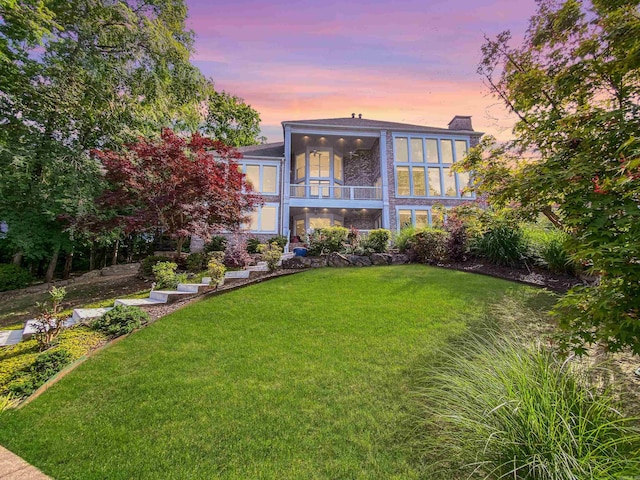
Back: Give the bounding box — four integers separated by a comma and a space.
380, 130, 390, 229
240, 162, 280, 195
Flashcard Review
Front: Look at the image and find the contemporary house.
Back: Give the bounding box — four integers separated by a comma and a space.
236, 114, 482, 242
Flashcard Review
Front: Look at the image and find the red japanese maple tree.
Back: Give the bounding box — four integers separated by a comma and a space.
94, 129, 261, 253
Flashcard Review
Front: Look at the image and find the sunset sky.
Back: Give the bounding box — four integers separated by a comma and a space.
186, 0, 538, 142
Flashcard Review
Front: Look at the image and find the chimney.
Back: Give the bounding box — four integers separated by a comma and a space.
351, 113, 355, 118
448, 115, 473, 131
358, 113, 362, 119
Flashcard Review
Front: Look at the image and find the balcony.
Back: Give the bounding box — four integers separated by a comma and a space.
290, 184, 382, 201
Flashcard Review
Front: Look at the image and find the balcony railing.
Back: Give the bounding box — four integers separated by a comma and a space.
290, 184, 382, 200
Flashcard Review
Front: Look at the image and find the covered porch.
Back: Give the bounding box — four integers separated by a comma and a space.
288, 207, 383, 241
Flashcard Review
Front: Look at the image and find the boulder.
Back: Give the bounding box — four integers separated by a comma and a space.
389, 253, 410, 265
347, 255, 372, 267
370, 253, 392, 265
308, 256, 328, 268
327, 252, 351, 268
282, 256, 310, 269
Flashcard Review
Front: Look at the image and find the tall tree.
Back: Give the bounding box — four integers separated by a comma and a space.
94, 129, 262, 253
457, 0, 640, 353
200, 82, 263, 147
0, 0, 208, 279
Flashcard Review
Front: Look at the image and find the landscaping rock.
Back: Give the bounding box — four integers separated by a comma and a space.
308, 256, 328, 268
282, 256, 310, 269
347, 255, 372, 267
389, 253, 409, 265
100, 263, 140, 276
327, 252, 351, 268
370, 253, 392, 265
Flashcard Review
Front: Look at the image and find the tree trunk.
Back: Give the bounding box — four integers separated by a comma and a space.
45, 248, 59, 283
111, 239, 119, 266
175, 236, 186, 255
541, 206, 564, 230
62, 251, 74, 280
12, 251, 23, 266
89, 243, 95, 271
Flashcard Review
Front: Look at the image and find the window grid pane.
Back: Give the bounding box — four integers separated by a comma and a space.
262, 166, 277, 194
410, 138, 424, 163
396, 167, 410, 196
455, 140, 467, 162
399, 210, 412, 228
415, 211, 429, 228
261, 206, 277, 231
426, 139, 438, 162
428, 168, 441, 196
412, 167, 426, 196
395, 138, 409, 162
441, 140, 454, 164
443, 167, 457, 197
246, 165, 260, 191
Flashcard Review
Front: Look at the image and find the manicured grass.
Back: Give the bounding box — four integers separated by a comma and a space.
0, 266, 541, 479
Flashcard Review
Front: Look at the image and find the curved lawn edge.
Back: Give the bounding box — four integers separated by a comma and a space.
0, 266, 552, 480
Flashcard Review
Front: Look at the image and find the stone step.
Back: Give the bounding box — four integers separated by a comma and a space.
148, 290, 195, 303
176, 283, 209, 293
0, 329, 23, 347
72, 307, 113, 322
225, 270, 250, 279
23, 317, 75, 340
114, 298, 166, 307
200, 277, 212, 285
246, 264, 269, 272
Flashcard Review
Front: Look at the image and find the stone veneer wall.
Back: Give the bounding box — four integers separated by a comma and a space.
385, 133, 482, 230
343, 138, 380, 186
343, 210, 381, 230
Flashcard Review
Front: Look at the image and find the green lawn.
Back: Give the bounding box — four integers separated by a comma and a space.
0, 266, 544, 479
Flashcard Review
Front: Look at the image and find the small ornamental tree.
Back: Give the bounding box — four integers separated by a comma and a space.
94, 129, 262, 253
456, 0, 640, 354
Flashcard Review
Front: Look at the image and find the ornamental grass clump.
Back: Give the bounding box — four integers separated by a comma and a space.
417, 334, 640, 479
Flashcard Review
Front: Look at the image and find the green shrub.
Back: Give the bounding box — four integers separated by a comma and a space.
365, 229, 391, 253
206, 257, 226, 285
0, 263, 33, 292
418, 335, 640, 479
472, 222, 528, 267
258, 242, 282, 271
9, 349, 72, 398
246, 237, 262, 254
409, 228, 449, 264
267, 235, 288, 251
92, 305, 148, 338
524, 226, 576, 275
307, 227, 349, 255
140, 255, 172, 277
185, 252, 207, 272
203, 235, 227, 253
393, 226, 416, 252
151, 261, 185, 289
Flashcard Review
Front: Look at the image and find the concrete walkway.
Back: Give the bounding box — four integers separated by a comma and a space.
0, 446, 50, 479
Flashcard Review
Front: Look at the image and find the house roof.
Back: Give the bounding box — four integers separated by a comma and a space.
282, 117, 481, 135
237, 142, 284, 157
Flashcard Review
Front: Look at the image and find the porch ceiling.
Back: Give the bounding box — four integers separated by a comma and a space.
290, 133, 377, 156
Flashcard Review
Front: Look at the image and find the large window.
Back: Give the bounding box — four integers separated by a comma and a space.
242, 164, 279, 194
246, 204, 278, 233
293, 148, 344, 198
393, 136, 472, 198
397, 208, 431, 229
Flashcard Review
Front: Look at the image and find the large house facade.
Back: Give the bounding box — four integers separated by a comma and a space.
236, 115, 482, 243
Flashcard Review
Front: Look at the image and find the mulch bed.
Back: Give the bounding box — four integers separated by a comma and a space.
440, 261, 586, 292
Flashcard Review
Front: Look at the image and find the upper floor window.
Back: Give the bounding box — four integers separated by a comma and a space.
294, 148, 343, 186
393, 135, 472, 198
242, 164, 279, 194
